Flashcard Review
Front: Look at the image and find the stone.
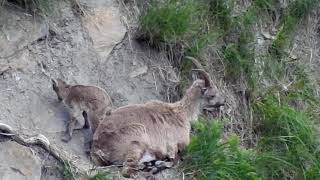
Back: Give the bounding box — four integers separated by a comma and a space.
80, 0, 127, 62
130, 66, 148, 78
261, 31, 275, 40
0, 141, 42, 180
0, 6, 49, 58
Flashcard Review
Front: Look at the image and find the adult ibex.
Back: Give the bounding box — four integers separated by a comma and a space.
52, 79, 113, 145
90, 58, 224, 177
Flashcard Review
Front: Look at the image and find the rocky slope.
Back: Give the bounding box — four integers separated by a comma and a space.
0, 1, 179, 179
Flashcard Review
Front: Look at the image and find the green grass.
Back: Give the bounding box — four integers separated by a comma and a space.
60, 161, 75, 180
199, 0, 233, 33
183, 120, 260, 180
184, 102, 320, 180
88, 172, 110, 180
139, 0, 200, 46
139, 0, 320, 179
271, 0, 320, 59
139, 0, 230, 56
253, 95, 320, 179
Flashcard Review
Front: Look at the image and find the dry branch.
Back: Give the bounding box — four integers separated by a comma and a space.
0, 122, 87, 178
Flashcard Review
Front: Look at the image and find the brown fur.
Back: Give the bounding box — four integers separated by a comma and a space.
52, 79, 113, 143
90, 77, 224, 177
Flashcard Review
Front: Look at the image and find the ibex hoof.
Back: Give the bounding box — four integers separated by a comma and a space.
61, 133, 72, 142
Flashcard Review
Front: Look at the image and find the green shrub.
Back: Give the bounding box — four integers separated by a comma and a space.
183, 121, 260, 180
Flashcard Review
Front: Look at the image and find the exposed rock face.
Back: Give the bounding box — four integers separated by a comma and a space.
80, 0, 127, 62
0, 0, 178, 179
0, 141, 41, 180
0, 6, 48, 58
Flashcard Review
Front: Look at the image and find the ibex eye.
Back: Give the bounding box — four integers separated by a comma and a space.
207, 95, 215, 98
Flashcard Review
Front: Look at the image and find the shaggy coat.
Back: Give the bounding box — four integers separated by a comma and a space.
90, 76, 224, 177
52, 79, 113, 142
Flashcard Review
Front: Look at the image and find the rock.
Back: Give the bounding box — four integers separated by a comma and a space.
0, 141, 41, 180
289, 54, 298, 60
80, 0, 127, 62
130, 66, 148, 78
0, 65, 10, 74
0, 50, 35, 73
261, 31, 275, 40
0, 6, 49, 58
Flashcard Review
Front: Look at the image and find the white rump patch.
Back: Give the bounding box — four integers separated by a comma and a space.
139, 151, 156, 163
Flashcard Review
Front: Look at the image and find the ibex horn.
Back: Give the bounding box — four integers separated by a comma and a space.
186, 56, 204, 70
192, 69, 212, 87
186, 56, 212, 87
51, 78, 57, 84
51, 78, 57, 86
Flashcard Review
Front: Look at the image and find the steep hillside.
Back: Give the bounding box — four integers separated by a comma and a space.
1, 0, 320, 180
0, 0, 178, 179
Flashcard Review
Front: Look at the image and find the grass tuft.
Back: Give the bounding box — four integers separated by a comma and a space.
253, 95, 320, 179
88, 171, 110, 180
183, 120, 260, 180
139, 0, 199, 47
271, 0, 319, 59
59, 161, 75, 180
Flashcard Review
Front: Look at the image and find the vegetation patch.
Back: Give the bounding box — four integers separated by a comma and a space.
271, 0, 320, 59
140, 0, 320, 179
60, 161, 75, 180
139, 0, 228, 57
254, 95, 320, 179
183, 120, 260, 180
139, 0, 200, 48
88, 171, 110, 180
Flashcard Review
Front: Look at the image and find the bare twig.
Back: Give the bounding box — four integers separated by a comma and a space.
0, 122, 87, 178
